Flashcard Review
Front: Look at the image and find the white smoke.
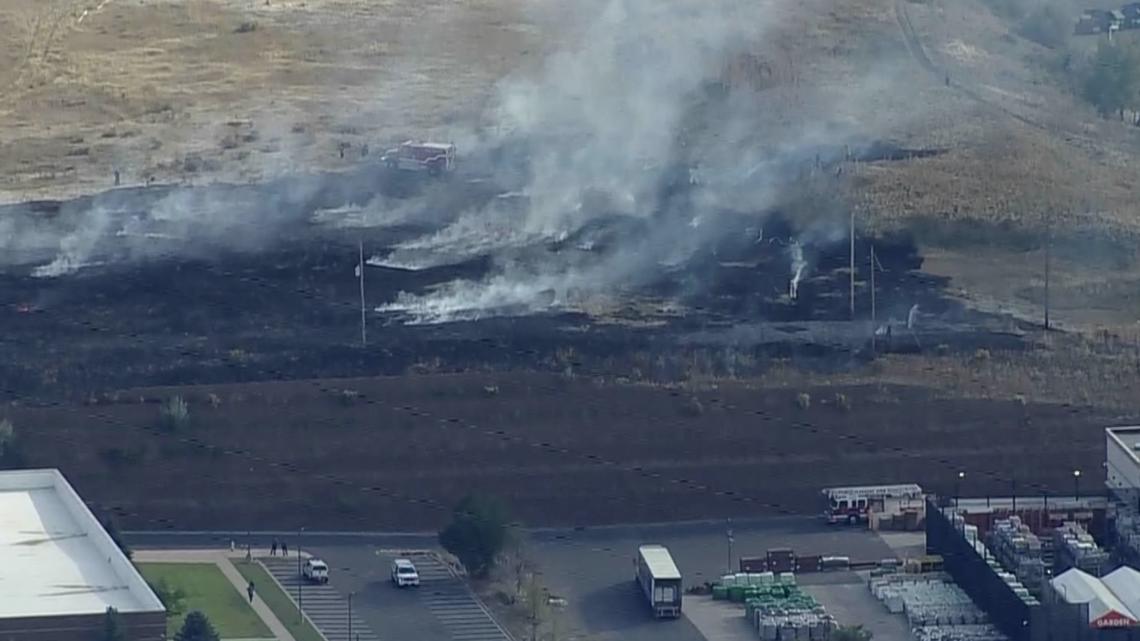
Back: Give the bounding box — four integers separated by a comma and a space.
789, 241, 806, 300
374, 0, 788, 321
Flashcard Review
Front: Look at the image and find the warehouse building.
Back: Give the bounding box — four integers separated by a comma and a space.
0, 469, 165, 641
1106, 426, 1140, 567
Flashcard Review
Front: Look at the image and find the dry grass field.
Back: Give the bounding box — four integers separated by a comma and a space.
3, 0, 1138, 331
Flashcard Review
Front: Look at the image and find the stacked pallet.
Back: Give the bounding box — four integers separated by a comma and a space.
1053, 521, 1110, 576
987, 516, 1047, 595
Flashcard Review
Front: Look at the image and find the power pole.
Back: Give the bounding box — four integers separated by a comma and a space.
358, 240, 367, 347
1044, 220, 1051, 331
849, 209, 855, 320
870, 244, 876, 353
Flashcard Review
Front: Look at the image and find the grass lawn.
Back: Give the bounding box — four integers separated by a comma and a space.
136, 562, 271, 639
233, 560, 325, 641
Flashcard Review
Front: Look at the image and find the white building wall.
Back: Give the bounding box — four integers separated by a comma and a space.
1106, 428, 1140, 495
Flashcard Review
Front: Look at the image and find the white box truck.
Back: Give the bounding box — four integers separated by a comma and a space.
635, 544, 682, 619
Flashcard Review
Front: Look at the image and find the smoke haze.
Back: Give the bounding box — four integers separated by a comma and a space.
10, 0, 911, 325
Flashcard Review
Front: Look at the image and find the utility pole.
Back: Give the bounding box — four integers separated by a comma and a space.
297, 527, 304, 623
870, 244, 876, 325
870, 244, 876, 353
849, 209, 855, 320
1044, 219, 1051, 331
358, 240, 367, 347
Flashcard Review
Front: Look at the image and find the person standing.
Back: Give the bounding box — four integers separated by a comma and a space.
281, 540, 288, 557
247, 581, 255, 603
271, 539, 278, 556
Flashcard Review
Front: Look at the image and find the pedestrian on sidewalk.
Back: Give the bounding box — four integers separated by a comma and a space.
271, 539, 278, 556
281, 540, 288, 557
247, 580, 255, 603
230, 539, 236, 552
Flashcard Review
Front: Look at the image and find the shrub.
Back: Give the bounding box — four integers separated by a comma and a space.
0, 419, 26, 469
795, 392, 812, 410
100, 607, 126, 641
1017, 2, 1070, 48
99, 446, 145, 469
678, 396, 704, 417
1079, 41, 1140, 118
149, 579, 186, 617
158, 396, 191, 432
439, 494, 509, 578
175, 611, 220, 641
234, 21, 257, 34
100, 515, 131, 560
973, 349, 992, 362
337, 389, 361, 406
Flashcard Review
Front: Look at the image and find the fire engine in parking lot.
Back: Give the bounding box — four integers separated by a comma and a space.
822, 483, 924, 525
382, 140, 456, 176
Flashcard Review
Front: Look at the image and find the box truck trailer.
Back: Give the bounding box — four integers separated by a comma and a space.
635, 544, 682, 618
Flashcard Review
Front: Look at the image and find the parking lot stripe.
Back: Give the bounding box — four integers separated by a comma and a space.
260, 556, 381, 641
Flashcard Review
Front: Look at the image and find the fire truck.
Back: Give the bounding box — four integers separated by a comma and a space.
821, 484, 924, 525
381, 141, 456, 176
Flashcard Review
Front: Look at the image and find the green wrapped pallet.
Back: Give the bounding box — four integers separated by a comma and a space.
728, 586, 745, 602
712, 585, 728, 600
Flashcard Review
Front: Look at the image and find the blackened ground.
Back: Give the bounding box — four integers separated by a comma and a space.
0, 159, 1022, 401
0, 220, 1020, 402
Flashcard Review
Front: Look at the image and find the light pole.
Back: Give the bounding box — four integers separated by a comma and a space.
726, 520, 735, 574
1074, 469, 1082, 500
955, 471, 965, 509
297, 526, 304, 623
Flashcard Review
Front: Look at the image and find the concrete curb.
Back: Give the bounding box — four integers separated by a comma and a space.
125, 516, 812, 540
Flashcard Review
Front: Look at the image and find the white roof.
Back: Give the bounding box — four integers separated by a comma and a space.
0, 469, 164, 619
638, 545, 681, 580
1052, 568, 1139, 627
822, 484, 923, 498
1102, 566, 1140, 616
394, 558, 416, 567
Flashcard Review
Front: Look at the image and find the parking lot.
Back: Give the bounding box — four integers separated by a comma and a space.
128, 519, 903, 641
305, 545, 513, 641
528, 518, 896, 641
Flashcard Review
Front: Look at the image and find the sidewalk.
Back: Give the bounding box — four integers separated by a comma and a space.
134, 549, 298, 641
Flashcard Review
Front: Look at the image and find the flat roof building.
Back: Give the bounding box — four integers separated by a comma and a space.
0, 469, 165, 641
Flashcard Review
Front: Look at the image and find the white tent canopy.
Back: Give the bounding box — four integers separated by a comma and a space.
1102, 566, 1140, 620
1052, 568, 1140, 629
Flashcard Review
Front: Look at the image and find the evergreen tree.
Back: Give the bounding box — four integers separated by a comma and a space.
99, 607, 126, 641
174, 611, 220, 641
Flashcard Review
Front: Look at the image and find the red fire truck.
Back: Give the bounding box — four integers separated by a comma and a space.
822, 484, 924, 525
